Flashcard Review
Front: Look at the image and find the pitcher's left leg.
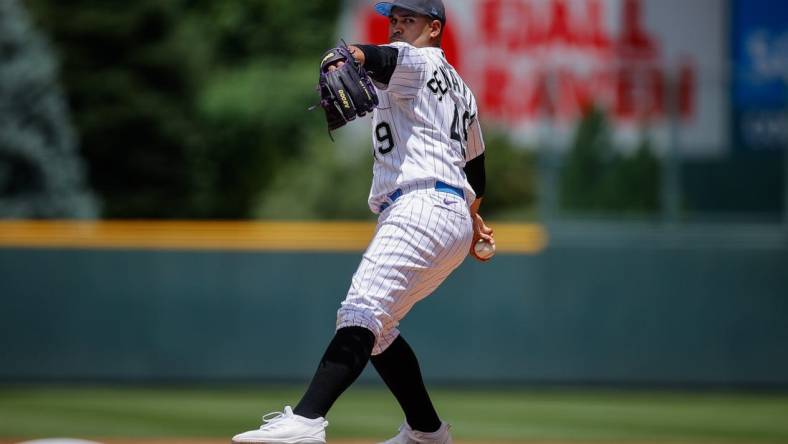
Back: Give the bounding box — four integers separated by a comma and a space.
372, 334, 441, 432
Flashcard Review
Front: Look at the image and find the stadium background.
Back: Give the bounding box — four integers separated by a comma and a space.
1, 0, 787, 442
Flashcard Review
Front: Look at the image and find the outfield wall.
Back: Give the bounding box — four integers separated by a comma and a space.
1, 222, 786, 386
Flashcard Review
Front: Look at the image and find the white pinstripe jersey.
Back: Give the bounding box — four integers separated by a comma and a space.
367, 41, 485, 214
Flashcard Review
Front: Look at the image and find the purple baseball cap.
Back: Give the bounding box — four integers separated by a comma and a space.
375, 0, 446, 24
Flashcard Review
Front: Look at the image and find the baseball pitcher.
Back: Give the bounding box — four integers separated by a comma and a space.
233, 1, 494, 442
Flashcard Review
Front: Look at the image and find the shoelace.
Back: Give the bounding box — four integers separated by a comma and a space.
258, 410, 287, 430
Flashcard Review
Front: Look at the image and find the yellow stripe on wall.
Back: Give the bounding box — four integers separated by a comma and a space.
0, 221, 548, 254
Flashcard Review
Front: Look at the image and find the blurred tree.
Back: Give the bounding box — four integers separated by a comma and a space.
560, 108, 613, 211
25, 0, 341, 218
182, 0, 343, 64
0, 0, 97, 218
481, 131, 539, 219
185, 1, 342, 217
254, 130, 374, 220
607, 137, 661, 212
26, 0, 205, 217
559, 108, 661, 215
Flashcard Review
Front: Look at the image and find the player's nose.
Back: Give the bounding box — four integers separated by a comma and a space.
390, 20, 404, 34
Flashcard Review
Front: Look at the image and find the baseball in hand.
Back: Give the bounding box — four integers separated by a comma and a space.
474, 238, 495, 259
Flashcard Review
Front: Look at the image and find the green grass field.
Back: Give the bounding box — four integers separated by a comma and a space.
1, 386, 787, 443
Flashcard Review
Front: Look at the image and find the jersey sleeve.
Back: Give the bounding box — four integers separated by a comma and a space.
466, 118, 485, 161
466, 96, 485, 161
378, 42, 428, 99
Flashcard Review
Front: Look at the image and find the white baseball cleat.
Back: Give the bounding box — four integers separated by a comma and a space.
377, 421, 453, 444
231, 406, 328, 444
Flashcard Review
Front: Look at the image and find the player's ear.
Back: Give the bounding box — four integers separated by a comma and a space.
429, 20, 442, 39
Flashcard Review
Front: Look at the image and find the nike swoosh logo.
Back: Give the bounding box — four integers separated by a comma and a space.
443, 198, 457, 205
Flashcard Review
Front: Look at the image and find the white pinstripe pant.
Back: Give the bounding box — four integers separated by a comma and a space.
336, 188, 474, 355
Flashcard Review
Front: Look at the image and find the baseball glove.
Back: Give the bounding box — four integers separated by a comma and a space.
316, 42, 378, 133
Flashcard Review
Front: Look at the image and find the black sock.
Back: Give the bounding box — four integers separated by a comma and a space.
371, 335, 441, 433
294, 326, 375, 419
